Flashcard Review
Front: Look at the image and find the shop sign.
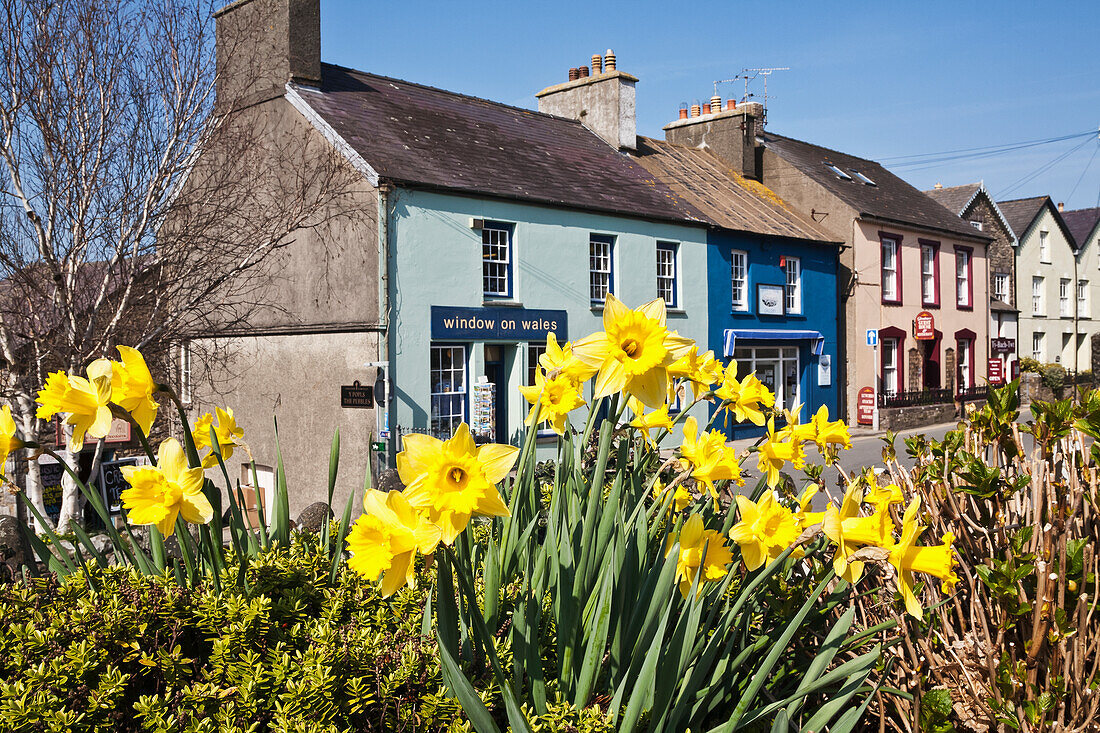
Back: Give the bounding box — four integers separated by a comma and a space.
988, 358, 1004, 385
991, 337, 1015, 354
55, 416, 131, 445
431, 305, 567, 341
857, 387, 875, 426
340, 380, 374, 408
914, 311, 935, 340
756, 284, 786, 316
99, 458, 140, 514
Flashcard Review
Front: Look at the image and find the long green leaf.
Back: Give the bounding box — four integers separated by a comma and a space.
573, 561, 614, 707
783, 606, 855, 721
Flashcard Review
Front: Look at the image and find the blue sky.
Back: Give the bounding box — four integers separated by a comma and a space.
321, 0, 1100, 210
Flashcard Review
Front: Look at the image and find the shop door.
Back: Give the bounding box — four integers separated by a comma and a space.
484, 346, 507, 444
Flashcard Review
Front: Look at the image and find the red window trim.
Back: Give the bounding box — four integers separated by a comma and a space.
879, 231, 903, 305
879, 325, 907, 393
918, 239, 941, 308
954, 245, 974, 311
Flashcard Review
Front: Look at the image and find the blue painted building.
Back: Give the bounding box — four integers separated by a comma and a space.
634, 135, 842, 439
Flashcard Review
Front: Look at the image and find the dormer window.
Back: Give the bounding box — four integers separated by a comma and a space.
970, 220, 983, 231
851, 170, 876, 186
826, 164, 852, 180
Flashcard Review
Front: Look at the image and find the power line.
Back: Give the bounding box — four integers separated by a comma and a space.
880, 129, 1095, 165
995, 136, 1094, 199
1066, 139, 1099, 203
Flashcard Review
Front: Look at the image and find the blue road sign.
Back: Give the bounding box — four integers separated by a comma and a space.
866, 329, 878, 347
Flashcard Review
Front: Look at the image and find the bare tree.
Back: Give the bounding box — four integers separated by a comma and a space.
0, 0, 361, 531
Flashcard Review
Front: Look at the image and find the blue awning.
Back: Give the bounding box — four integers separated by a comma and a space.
723, 329, 825, 357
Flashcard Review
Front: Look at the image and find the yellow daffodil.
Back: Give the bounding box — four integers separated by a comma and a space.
678, 417, 741, 501
822, 484, 894, 583
862, 472, 904, 511
756, 426, 805, 488
889, 496, 959, 619
539, 332, 598, 384
777, 406, 816, 444
120, 438, 211, 536
519, 368, 586, 435
398, 423, 518, 545
628, 397, 674, 446
653, 477, 694, 512
716, 370, 775, 426
794, 485, 825, 531
193, 407, 245, 469
810, 405, 851, 451
668, 347, 723, 402
572, 293, 694, 408
729, 491, 801, 571
0, 405, 22, 479
666, 513, 732, 598
36, 359, 114, 452
347, 489, 441, 597
110, 346, 159, 436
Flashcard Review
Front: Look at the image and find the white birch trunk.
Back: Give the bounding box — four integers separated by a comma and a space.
54, 424, 82, 534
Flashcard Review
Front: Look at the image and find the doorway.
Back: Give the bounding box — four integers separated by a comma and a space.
484, 345, 508, 444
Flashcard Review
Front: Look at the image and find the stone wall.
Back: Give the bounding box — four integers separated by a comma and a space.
880, 402, 956, 431
964, 195, 1016, 308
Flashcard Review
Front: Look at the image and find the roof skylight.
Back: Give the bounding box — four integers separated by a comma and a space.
826, 164, 852, 180
851, 170, 877, 186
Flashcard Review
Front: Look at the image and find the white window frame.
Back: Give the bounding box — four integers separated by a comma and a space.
1060, 278, 1071, 317
180, 341, 192, 404
957, 339, 973, 389
1032, 276, 1044, 315
882, 338, 899, 395
956, 249, 971, 307
1040, 230, 1050, 263
993, 273, 1009, 302
784, 256, 801, 314
921, 244, 936, 304
1032, 332, 1044, 361
656, 241, 678, 308
970, 220, 983, 231
589, 235, 614, 303
731, 249, 748, 311
430, 344, 467, 439
527, 342, 546, 386
881, 238, 899, 302
1078, 279, 1088, 317
732, 345, 800, 413
482, 224, 512, 298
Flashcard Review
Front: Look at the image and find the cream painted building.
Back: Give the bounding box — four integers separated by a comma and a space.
998, 197, 1085, 370
1063, 206, 1100, 372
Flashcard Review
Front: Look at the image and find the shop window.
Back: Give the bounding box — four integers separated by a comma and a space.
955, 247, 972, 308
881, 236, 901, 304
1060, 278, 1071, 317
1033, 276, 1045, 315
731, 249, 748, 311
430, 344, 467, 439
589, 235, 614, 303
656, 242, 678, 308
881, 338, 899, 395
527, 342, 547, 386
482, 223, 513, 298
784, 256, 801, 314
920, 241, 939, 306
732, 346, 800, 414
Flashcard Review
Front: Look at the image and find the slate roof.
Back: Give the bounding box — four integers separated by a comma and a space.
1063, 207, 1100, 245
292, 64, 709, 225
996, 196, 1048, 239
631, 137, 838, 244
924, 184, 981, 215
760, 132, 989, 241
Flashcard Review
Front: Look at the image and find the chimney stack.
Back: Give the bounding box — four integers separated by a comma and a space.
663, 99, 765, 180
537, 49, 637, 151
934, 182, 943, 189
214, 0, 321, 111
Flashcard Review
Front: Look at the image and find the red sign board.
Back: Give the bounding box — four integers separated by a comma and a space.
55, 416, 132, 447
857, 387, 876, 426
914, 311, 935, 340
988, 358, 1004, 385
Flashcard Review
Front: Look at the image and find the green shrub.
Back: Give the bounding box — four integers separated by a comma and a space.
0, 537, 607, 732
1017, 356, 1041, 373
1039, 362, 1066, 394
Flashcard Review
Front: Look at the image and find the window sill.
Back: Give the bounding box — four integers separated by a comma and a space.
730, 307, 751, 315
1033, 314, 1047, 318
667, 308, 687, 317
590, 304, 604, 312
922, 302, 941, 309
881, 300, 903, 307
483, 299, 524, 308
957, 305, 974, 311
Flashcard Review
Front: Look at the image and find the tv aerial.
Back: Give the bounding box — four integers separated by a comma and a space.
713, 67, 789, 126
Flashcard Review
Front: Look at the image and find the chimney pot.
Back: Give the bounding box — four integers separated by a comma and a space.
726, 99, 736, 110
604, 49, 616, 71
578, 65, 589, 78
678, 103, 688, 120
702, 103, 711, 115
1058, 202, 1065, 212
591, 54, 602, 74
933, 182, 943, 189
690, 100, 701, 117
568, 68, 579, 81
710, 94, 721, 111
